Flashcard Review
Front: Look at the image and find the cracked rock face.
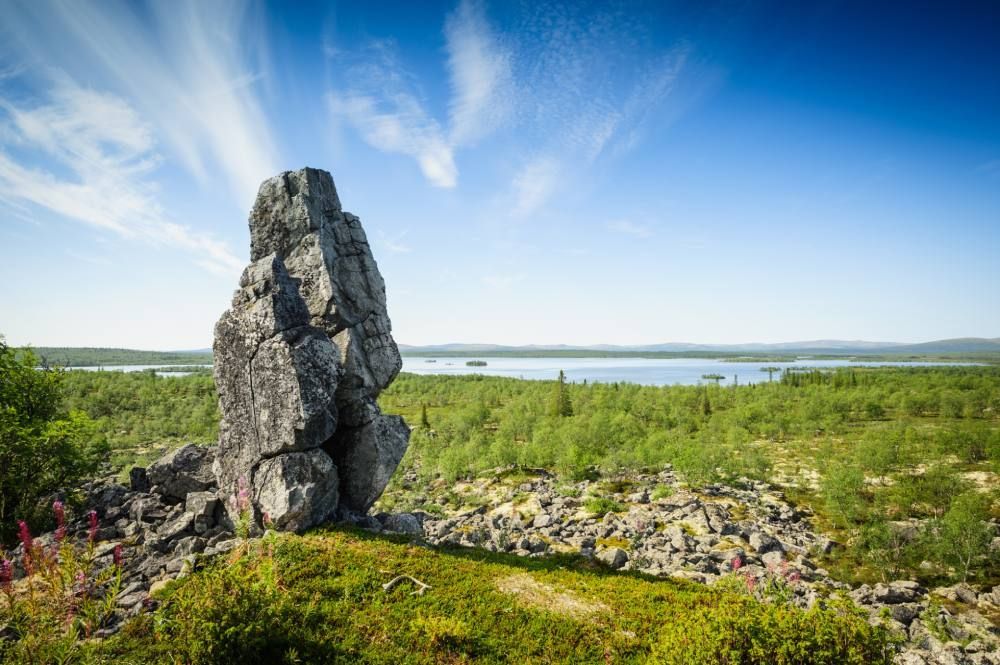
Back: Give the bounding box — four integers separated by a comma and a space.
213, 167, 409, 531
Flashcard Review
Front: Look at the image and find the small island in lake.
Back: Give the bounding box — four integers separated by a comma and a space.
466, 360, 488, 367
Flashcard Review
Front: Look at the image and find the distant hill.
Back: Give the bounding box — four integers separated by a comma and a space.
25, 347, 213, 367
399, 337, 1000, 356
19, 338, 1000, 367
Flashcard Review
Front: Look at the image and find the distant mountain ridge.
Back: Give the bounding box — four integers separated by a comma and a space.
398, 337, 1000, 355
20, 338, 1000, 367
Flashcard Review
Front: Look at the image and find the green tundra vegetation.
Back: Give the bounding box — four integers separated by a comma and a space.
84, 530, 893, 664
3, 349, 998, 661
58, 368, 218, 472
25, 347, 213, 367
0, 341, 108, 545
377, 367, 1000, 587
8, 359, 999, 587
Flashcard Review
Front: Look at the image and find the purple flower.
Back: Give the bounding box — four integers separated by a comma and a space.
113, 543, 123, 567
0, 558, 12, 592
17, 520, 33, 552
730, 556, 742, 571
53, 500, 65, 527
87, 510, 99, 544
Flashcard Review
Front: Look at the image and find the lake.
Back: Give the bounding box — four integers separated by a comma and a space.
400, 356, 972, 387
67, 357, 974, 386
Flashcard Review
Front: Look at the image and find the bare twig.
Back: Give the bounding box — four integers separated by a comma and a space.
382, 574, 432, 596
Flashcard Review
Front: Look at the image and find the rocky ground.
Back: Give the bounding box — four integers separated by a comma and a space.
6, 446, 999, 663
364, 466, 1000, 665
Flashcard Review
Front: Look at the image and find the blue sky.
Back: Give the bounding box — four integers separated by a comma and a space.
0, 0, 998, 349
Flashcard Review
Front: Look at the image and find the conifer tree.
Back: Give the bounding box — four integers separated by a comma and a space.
550, 370, 573, 417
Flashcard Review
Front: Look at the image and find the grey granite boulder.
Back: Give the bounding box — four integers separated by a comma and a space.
329, 414, 410, 513
254, 449, 340, 532
212, 167, 409, 532
147, 444, 216, 502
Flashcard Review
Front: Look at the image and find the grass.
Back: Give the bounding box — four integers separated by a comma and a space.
83, 528, 893, 665
584, 497, 627, 515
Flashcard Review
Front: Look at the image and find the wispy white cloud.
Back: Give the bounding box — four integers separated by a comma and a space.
0, 80, 243, 274
376, 229, 413, 254
1, 0, 279, 207
328, 64, 456, 188
329, 0, 511, 188
329, 0, 694, 204
607, 219, 654, 239
445, 0, 514, 147
511, 157, 560, 217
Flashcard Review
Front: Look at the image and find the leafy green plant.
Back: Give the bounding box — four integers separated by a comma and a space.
649, 596, 895, 664
651, 485, 675, 501
584, 497, 625, 515
0, 503, 124, 663
0, 341, 108, 545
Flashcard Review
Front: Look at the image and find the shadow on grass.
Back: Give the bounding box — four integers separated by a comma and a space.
307, 522, 707, 592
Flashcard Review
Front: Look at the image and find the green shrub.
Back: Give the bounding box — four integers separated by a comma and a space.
0, 341, 108, 545
144, 536, 332, 665
584, 497, 625, 515
651, 485, 675, 500
935, 491, 995, 582
648, 597, 895, 664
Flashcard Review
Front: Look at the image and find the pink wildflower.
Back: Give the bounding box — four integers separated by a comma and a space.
236, 476, 250, 513
745, 575, 757, 592
730, 556, 742, 571
113, 543, 124, 567
53, 500, 67, 543
263, 512, 273, 528
53, 500, 65, 527
87, 510, 99, 544
17, 520, 33, 552
75, 570, 86, 588
787, 570, 801, 584
0, 558, 12, 592
17, 520, 34, 574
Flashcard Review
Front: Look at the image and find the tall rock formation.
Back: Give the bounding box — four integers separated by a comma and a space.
213, 168, 409, 531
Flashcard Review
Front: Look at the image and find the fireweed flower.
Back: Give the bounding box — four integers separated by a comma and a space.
17, 520, 34, 574
17, 520, 33, 552
0, 558, 12, 592
236, 476, 250, 513
53, 500, 65, 527
87, 510, 99, 544
730, 556, 742, 571
113, 543, 123, 567
53, 500, 67, 543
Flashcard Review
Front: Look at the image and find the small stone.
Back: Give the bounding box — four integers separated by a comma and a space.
173, 536, 206, 557
129, 467, 150, 492
749, 531, 784, 554
379, 512, 423, 535
597, 547, 629, 569
532, 513, 553, 528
